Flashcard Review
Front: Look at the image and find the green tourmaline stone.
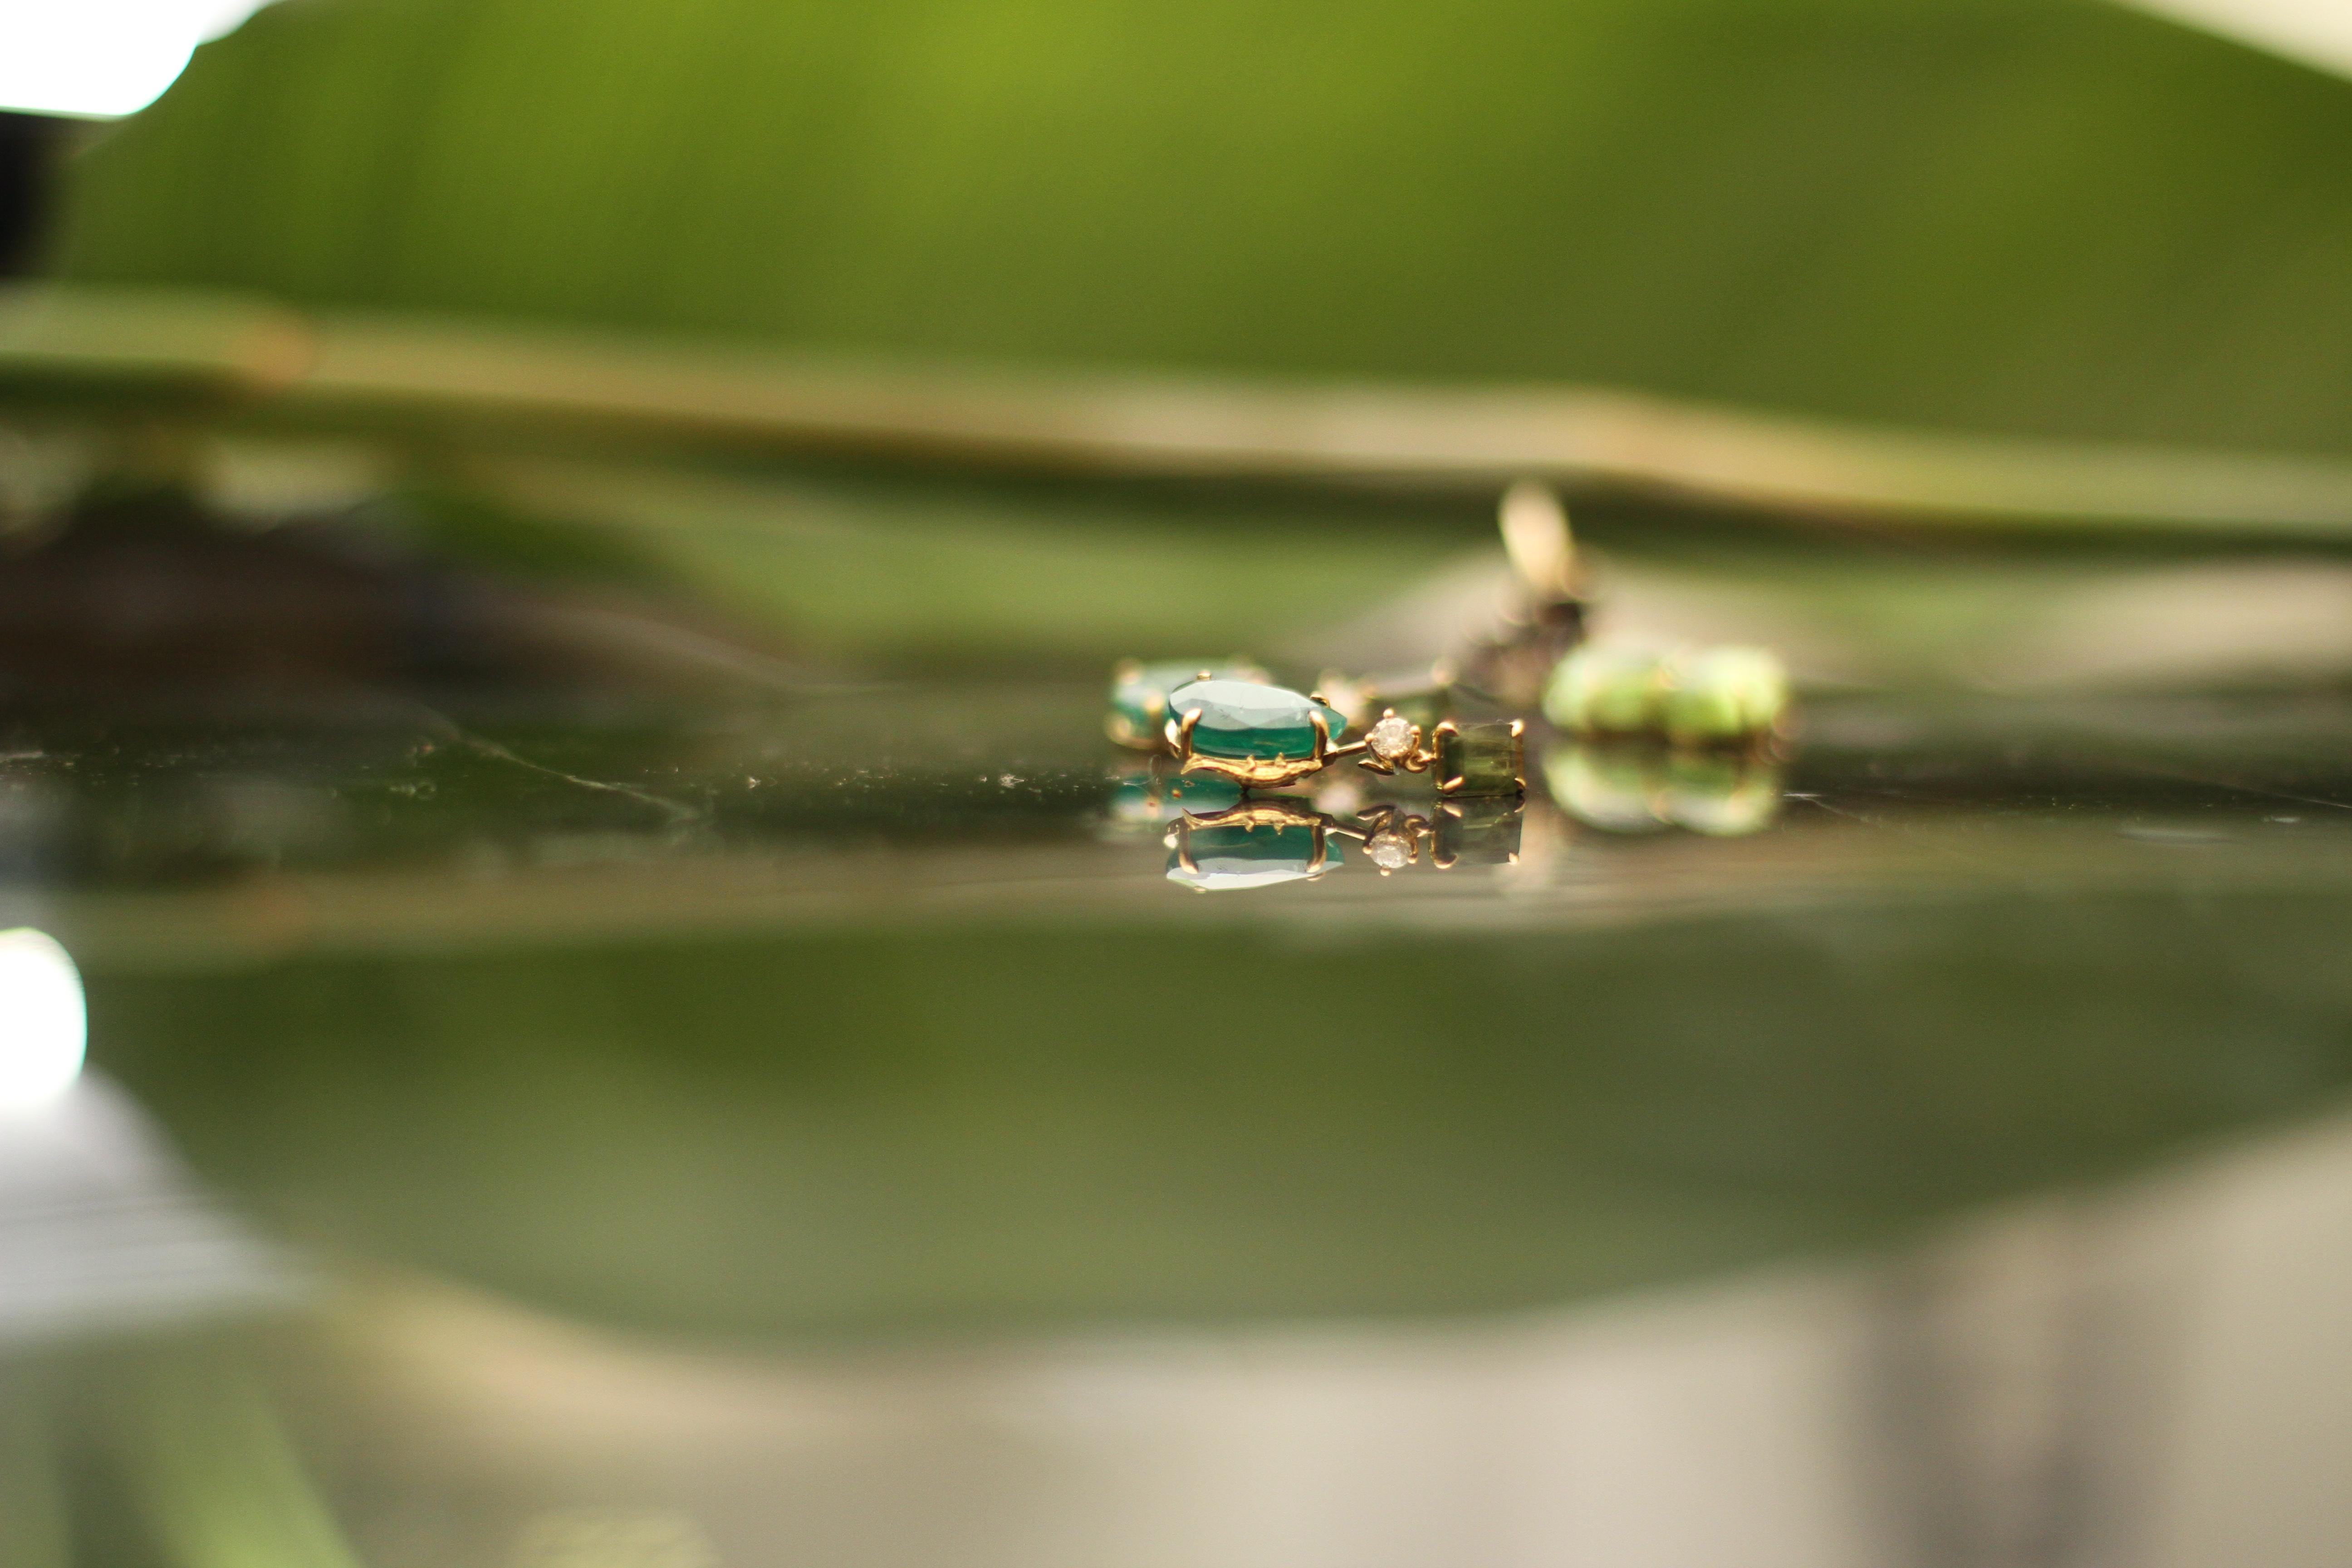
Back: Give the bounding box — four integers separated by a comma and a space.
1166, 679, 1348, 761
1109, 661, 1269, 746
1166, 820, 1341, 891
1437, 721, 1525, 796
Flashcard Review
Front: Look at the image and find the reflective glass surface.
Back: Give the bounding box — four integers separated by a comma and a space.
5, 637, 2352, 1564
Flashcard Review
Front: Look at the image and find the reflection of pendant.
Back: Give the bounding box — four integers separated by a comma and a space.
1099, 769, 1247, 833
1544, 740, 1783, 838
1162, 796, 1525, 891
1164, 799, 1344, 891
1432, 798, 1525, 867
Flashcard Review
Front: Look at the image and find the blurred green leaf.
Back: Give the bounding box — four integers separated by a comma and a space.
53, 0, 2352, 459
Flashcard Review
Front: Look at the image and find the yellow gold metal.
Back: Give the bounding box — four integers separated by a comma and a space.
1208, 798, 1326, 830
1434, 720, 1464, 795
1312, 708, 1373, 764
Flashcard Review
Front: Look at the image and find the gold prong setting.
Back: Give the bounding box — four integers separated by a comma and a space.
1163, 680, 1356, 789
1353, 707, 1437, 778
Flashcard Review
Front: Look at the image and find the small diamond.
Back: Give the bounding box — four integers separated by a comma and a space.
1367, 833, 1412, 872
1367, 714, 1416, 761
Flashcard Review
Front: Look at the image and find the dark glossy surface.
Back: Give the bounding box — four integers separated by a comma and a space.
3, 681, 2346, 1332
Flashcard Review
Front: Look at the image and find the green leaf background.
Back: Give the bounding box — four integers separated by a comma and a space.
52, 0, 2352, 457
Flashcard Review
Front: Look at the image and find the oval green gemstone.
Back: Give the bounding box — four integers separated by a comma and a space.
1166, 679, 1348, 761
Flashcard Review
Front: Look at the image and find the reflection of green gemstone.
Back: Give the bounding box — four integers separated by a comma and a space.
1658, 647, 1788, 745
1109, 661, 1269, 747
1166, 820, 1340, 891
1105, 772, 1246, 830
1166, 775, 1246, 817
1168, 679, 1348, 761
1662, 752, 1783, 836
1437, 721, 1524, 796
1543, 741, 1668, 833
1435, 799, 1524, 866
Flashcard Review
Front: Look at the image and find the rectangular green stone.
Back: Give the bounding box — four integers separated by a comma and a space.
1434, 799, 1524, 866
1437, 721, 1524, 796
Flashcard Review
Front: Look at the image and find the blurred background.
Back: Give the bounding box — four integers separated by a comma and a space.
5, 2, 2352, 1565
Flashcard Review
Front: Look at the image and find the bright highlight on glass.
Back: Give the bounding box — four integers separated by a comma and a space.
0, 0, 272, 119
0, 928, 86, 1112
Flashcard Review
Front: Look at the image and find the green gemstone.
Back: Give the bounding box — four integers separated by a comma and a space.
1437, 721, 1524, 796
1167, 679, 1348, 761
1108, 660, 1269, 747
1542, 647, 1665, 734
1166, 819, 1341, 890
1658, 647, 1789, 746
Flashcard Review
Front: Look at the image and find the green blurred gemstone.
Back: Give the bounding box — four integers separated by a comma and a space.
1658, 647, 1790, 746
1437, 721, 1524, 796
1167, 679, 1348, 761
1542, 647, 1666, 734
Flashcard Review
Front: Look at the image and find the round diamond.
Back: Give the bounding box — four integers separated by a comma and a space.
1367, 833, 1412, 872
1367, 715, 1416, 761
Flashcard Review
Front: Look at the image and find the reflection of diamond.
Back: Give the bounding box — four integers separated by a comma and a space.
1367, 833, 1411, 872
1367, 715, 1416, 761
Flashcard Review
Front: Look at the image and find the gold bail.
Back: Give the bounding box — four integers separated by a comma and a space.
1499, 479, 1576, 600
